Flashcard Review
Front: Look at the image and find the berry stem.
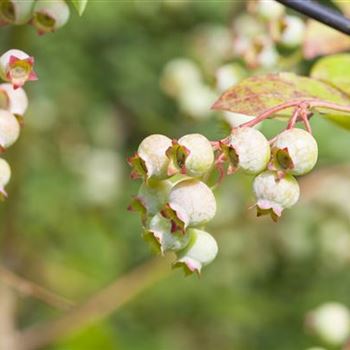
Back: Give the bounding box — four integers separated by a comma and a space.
287, 106, 300, 129
234, 99, 350, 132
238, 100, 304, 129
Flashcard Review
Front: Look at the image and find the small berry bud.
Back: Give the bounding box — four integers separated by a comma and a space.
307, 303, 350, 346
256, 0, 284, 20
279, 16, 305, 48
162, 179, 216, 233
0, 0, 34, 25
0, 109, 20, 149
178, 84, 216, 120
32, 0, 70, 35
160, 58, 202, 98
129, 134, 172, 180
253, 170, 300, 221
174, 228, 218, 275
167, 133, 214, 177
0, 83, 28, 116
215, 63, 246, 92
222, 127, 270, 174
143, 213, 191, 254
0, 158, 10, 199
128, 180, 172, 223
271, 128, 318, 176
0, 49, 37, 89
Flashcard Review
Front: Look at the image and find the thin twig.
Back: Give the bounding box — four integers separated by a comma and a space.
0, 266, 74, 311
17, 256, 172, 350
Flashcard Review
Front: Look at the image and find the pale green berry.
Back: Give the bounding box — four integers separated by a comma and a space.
0, 0, 35, 25
0, 49, 37, 89
280, 16, 305, 48
256, 0, 284, 20
129, 134, 172, 180
174, 228, 218, 275
257, 42, 279, 68
0, 109, 20, 149
178, 84, 216, 120
0, 158, 10, 198
32, 0, 70, 35
308, 303, 350, 346
253, 170, 300, 221
224, 127, 270, 174
272, 128, 318, 176
167, 133, 214, 177
162, 179, 216, 232
143, 213, 191, 254
215, 63, 246, 92
160, 58, 202, 98
0, 83, 28, 116
129, 180, 172, 222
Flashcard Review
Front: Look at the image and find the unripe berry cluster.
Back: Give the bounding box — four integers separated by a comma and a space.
129, 125, 319, 274
0, 48, 37, 198
128, 133, 218, 275
221, 127, 317, 222
0, 0, 70, 34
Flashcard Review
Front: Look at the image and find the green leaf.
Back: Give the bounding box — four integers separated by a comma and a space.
71, 0, 88, 16
311, 54, 350, 96
212, 72, 350, 124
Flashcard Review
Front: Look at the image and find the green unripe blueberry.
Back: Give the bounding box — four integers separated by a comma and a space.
272, 128, 318, 176
308, 303, 350, 346
32, 0, 70, 35
253, 170, 300, 221
144, 213, 191, 254
174, 228, 218, 275
129, 179, 172, 223
0, 83, 28, 116
223, 127, 270, 174
0, 157, 10, 198
0, 0, 34, 25
167, 133, 214, 177
129, 134, 172, 180
0, 109, 20, 149
162, 179, 216, 233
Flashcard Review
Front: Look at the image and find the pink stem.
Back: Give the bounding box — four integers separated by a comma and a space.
238, 100, 305, 129
287, 107, 300, 129
234, 99, 350, 131
310, 100, 350, 113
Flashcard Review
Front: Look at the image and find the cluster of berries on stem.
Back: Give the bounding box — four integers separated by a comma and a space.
128, 98, 350, 274
0, 48, 37, 198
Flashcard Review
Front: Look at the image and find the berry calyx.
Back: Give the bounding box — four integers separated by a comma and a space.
129, 134, 172, 180
32, 0, 70, 35
167, 133, 214, 177
0, 49, 38, 89
0, 0, 34, 25
143, 213, 191, 254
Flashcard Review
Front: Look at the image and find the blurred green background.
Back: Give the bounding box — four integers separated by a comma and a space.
0, 1, 350, 349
